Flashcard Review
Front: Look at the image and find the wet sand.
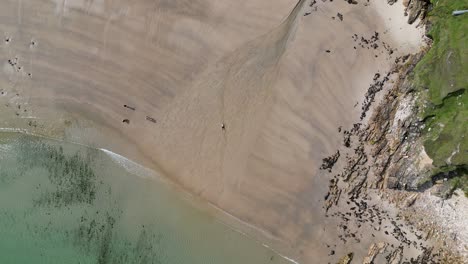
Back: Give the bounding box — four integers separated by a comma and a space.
0, 0, 423, 262
0, 132, 294, 264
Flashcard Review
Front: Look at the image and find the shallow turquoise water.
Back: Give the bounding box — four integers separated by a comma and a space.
0, 132, 291, 264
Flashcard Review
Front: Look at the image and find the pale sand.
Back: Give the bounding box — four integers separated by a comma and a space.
0, 0, 423, 262
413, 189, 468, 259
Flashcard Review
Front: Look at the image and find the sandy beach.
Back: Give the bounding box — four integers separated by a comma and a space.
0, 0, 429, 262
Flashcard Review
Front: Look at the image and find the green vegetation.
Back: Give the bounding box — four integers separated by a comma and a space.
414, 0, 468, 103
413, 0, 467, 195
417, 0, 468, 163
449, 174, 468, 197
423, 90, 467, 167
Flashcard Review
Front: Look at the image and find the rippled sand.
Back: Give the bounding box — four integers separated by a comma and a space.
0, 132, 295, 264
0, 0, 423, 262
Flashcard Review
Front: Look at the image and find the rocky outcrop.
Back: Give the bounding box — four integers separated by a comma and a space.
320, 150, 341, 172
320, 51, 432, 200
363, 242, 388, 264
322, 50, 467, 263
319, 1, 468, 262
387, 246, 404, 264
336, 253, 353, 264
324, 53, 426, 209
366, 52, 429, 190
405, 0, 430, 24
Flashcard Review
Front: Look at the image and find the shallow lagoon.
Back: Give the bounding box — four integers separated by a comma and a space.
0, 132, 292, 264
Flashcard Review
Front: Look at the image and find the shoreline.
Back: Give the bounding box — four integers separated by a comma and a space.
0, 128, 300, 263
320, 0, 468, 260
0, 0, 441, 263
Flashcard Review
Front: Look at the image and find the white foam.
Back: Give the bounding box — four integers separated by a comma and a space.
0, 128, 301, 263
0, 127, 27, 133
99, 148, 155, 180
99, 148, 301, 263
0, 144, 13, 154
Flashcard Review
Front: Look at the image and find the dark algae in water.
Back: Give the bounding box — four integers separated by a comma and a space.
19, 142, 98, 207
0, 133, 293, 264
1, 135, 176, 263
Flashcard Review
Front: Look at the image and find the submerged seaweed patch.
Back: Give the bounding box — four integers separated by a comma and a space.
0, 133, 288, 264
1, 135, 169, 263
14, 136, 98, 206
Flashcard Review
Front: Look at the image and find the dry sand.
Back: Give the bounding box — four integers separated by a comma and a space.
0, 0, 424, 262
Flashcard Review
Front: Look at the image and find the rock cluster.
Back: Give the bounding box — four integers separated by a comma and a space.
405, 0, 430, 25
320, 150, 341, 172
322, 49, 466, 262
336, 253, 354, 264
324, 53, 424, 209
367, 52, 427, 190
316, 0, 466, 262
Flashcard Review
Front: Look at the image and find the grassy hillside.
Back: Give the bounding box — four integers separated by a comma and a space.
413, 0, 467, 194
415, 0, 468, 103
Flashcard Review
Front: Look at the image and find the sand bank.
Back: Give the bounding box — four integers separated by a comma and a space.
0, 0, 424, 262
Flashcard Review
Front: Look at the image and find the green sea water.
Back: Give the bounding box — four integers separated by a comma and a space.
0, 132, 292, 264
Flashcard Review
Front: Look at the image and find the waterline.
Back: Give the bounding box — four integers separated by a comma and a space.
0, 131, 296, 264
100, 147, 300, 264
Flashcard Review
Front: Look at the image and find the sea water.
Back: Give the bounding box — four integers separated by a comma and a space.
0, 132, 292, 264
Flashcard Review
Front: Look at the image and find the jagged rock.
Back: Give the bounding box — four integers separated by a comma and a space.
385, 176, 399, 189
387, 246, 404, 264
363, 242, 388, 264
325, 178, 342, 212
403, 193, 419, 207
336, 252, 353, 264
406, 0, 429, 24
344, 0, 358, 5
337, 13, 344, 21
320, 150, 341, 172
372, 138, 388, 157
363, 52, 432, 191
347, 172, 367, 199
344, 131, 352, 147
413, 247, 434, 263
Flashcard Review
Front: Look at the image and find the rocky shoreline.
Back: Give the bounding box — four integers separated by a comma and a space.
1, 0, 463, 263
321, 1, 468, 263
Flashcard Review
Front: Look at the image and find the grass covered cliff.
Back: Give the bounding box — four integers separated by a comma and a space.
413, 0, 467, 194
